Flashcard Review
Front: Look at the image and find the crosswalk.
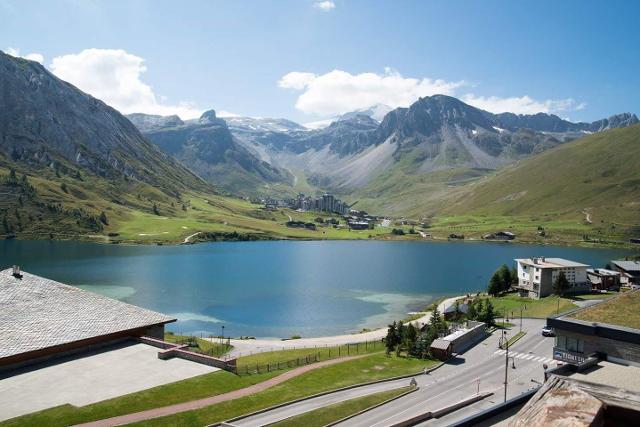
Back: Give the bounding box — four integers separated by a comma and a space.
493, 349, 555, 364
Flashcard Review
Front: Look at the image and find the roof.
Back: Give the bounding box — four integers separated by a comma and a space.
429, 338, 452, 350
587, 268, 621, 276
611, 260, 640, 273
444, 303, 468, 313
511, 375, 640, 426
567, 290, 640, 331
0, 269, 175, 359
515, 257, 590, 268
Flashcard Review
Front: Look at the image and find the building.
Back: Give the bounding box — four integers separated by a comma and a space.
429, 339, 452, 360
586, 268, 621, 291
428, 321, 487, 360
482, 231, 516, 240
0, 266, 175, 371
611, 260, 640, 286
509, 374, 640, 426
514, 257, 590, 299
443, 302, 469, 320
547, 290, 640, 367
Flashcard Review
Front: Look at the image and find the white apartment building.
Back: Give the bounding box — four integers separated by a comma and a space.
514, 257, 590, 299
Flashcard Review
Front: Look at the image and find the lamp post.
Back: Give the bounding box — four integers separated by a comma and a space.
503, 329, 516, 402
520, 304, 523, 333
220, 325, 225, 347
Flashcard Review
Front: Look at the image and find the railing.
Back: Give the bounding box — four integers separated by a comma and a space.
232, 340, 384, 376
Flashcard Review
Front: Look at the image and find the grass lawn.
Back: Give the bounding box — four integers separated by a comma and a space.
271, 386, 415, 427
571, 291, 640, 329
570, 291, 618, 301
235, 341, 385, 369
483, 292, 578, 319
164, 332, 233, 357
127, 353, 438, 426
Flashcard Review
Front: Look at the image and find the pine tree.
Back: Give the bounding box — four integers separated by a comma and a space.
482, 300, 496, 326
498, 264, 512, 292
467, 300, 477, 320
385, 322, 398, 355
153, 203, 160, 215
553, 271, 570, 296
406, 323, 418, 349
487, 271, 502, 296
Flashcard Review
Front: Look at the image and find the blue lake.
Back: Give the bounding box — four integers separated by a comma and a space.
0, 240, 631, 338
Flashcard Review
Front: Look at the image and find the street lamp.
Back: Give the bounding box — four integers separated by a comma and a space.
503, 329, 516, 402
220, 325, 225, 347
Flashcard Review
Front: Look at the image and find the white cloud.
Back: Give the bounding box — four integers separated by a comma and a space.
314, 1, 335, 11
461, 94, 585, 115
50, 48, 203, 119
278, 68, 466, 116
5, 47, 44, 64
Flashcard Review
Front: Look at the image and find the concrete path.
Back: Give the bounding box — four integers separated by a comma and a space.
0, 343, 217, 421
73, 354, 367, 427
222, 295, 465, 359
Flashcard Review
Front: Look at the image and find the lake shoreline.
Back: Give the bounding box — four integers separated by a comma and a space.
2, 232, 638, 251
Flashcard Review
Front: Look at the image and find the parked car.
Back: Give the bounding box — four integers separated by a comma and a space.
542, 326, 555, 337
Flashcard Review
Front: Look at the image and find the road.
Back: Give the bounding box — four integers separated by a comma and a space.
221, 296, 464, 359
226, 319, 555, 427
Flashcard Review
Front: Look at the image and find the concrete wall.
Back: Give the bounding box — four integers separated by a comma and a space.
448, 321, 488, 354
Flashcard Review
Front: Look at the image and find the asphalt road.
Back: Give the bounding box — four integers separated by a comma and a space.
227, 318, 555, 427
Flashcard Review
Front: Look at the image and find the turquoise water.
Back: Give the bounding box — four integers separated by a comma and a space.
0, 240, 630, 338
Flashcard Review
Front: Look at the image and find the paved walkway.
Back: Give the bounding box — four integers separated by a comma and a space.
74, 354, 367, 427
223, 295, 465, 359
0, 343, 217, 421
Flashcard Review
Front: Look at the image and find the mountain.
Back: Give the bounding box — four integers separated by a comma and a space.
226, 94, 637, 201
0, 50, 215, 236
440, 124, 640, 239
127, 111, 292, 196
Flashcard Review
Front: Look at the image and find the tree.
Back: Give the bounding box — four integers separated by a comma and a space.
498, 264, 512, 292
482, 300, 496, 326
487, 271, 502, 297
60, 183, 68, 193
467, 300, 477, 320
406, 323, 418, 349
553, 271, 570, 296
604, 263, 612, 270
152, 203, 160, 216
510, 266, 518, 284
385, 322, 398, 355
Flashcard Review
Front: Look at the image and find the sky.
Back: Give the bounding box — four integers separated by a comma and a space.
1, 0, 639, 124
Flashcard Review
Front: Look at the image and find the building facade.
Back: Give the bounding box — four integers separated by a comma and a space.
548, 294, 640, 367
514, 257, 590, 299
586, 268, 621, 291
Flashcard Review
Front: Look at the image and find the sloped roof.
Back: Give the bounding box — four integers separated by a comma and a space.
430, 338, 452, 350
612, 260, 640, 273
0, 269, 175, 359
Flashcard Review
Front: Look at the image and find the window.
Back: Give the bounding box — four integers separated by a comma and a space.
556, 335, 584, 353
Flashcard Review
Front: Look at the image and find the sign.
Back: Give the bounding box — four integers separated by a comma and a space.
553, 348, 587, 365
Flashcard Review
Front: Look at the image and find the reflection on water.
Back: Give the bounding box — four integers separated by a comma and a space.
0, 239, 629, 338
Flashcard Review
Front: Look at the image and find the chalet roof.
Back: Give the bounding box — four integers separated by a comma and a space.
429, 338, 452, 350
612, 260, 640, 273
0, 268, 175, 359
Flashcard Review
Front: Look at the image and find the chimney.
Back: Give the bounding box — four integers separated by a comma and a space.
12, 265, 22, 279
